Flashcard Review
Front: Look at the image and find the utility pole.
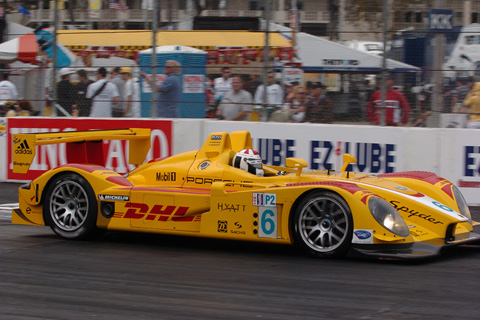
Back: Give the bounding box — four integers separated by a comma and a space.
429, 0, 445, 128
380, 0, 389, 126
261, 0, 271, 122
150, 0, 158, 118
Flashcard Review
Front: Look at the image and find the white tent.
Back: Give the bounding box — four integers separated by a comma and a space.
271, 24, 419, 73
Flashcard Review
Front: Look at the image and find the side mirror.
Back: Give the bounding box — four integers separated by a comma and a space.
286, 158, 308, 176
340, 153, 357, 173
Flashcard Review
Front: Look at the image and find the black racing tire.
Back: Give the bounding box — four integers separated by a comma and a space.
43, 173, 98, 239
291, 190, 353, 258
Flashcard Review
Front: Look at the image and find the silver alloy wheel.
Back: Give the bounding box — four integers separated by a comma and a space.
298, 196, 349, 253
49, 180, 89, 232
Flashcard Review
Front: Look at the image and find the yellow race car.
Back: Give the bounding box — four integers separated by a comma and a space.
11, 128, 480, 259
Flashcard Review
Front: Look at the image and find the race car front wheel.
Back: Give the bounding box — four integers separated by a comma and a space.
292, 191, 353, 258
43, 173, 98, 239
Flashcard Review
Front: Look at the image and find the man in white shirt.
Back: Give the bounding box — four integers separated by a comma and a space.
87, 67, 119, 117
0, 73, 18, 102
213, 67, 233, 101
216, 76, 253, 121
120, 67, 141, 117
254, 72, 284, 121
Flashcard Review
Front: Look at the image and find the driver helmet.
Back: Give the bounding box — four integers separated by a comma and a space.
233, 149, 264, 176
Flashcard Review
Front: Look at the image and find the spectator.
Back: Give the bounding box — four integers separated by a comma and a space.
463, 81, 480, 129
110, 66, 125, 117
86, 67, 119, 117
244, 74, 261, 96
367, 75, 410, 126
75, 69, 94, 117
120, 67, 141, 117
0, 72, 18, 102
253, 71, 284, 121
304, 82, 333, 123
287, 85, 308, 123
56, 67, 77, 116
141, 60, 181, 118
216, 75, 253, 121
271, 85, 307, 122
213, 67, 233, 102
17, 100, 33, 116
452, 77, 473, 113
2, 100, 17, 117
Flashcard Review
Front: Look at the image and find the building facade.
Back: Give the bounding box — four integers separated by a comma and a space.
10, 0, 480, 40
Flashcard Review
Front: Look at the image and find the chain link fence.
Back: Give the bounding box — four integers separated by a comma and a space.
1, 1, 479, 128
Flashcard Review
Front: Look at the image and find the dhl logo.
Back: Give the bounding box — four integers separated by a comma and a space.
114, 202, 198, 222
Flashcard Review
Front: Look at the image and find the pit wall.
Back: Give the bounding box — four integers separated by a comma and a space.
1, 117, 479, 205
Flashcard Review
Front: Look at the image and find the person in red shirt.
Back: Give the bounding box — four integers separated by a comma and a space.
367, 75, 411, 126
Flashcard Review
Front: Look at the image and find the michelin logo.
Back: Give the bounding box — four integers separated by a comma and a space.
98, 195, 130, 201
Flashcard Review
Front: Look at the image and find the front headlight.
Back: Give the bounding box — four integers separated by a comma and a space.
453, 185, 472, 223
368, 197, 410, 237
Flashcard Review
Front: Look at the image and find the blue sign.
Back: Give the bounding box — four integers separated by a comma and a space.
428, 9, 453, 31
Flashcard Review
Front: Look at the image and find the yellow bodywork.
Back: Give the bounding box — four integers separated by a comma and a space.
12, 129, 479, 258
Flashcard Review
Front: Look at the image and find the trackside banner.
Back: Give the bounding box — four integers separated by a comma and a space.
7, 118, 172, 181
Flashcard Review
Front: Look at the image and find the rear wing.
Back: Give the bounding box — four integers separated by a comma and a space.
12, 128, 151, 174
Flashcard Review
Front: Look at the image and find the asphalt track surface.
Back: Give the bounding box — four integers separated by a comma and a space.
1, 182, 480, 320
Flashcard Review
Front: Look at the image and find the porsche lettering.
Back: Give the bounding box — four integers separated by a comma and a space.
186, 176, 253, 187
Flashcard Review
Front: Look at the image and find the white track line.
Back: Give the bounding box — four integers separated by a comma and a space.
0, 203, 19, 215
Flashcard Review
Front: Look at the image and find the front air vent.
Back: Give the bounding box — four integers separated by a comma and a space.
445, 223, 457, 243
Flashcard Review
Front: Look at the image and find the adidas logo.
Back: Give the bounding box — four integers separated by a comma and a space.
15, 139, 33, 155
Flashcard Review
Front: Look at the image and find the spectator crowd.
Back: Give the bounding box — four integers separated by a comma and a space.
1, 63, 480, 129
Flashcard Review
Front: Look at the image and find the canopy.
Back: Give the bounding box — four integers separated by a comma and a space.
57, 30, 291, 50
291, 32, 420, 73
0, 33, 38, 63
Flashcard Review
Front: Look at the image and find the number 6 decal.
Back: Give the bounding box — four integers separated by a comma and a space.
259, 207, 277, 238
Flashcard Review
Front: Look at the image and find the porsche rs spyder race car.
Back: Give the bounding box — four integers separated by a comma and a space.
11, 128, 480, 259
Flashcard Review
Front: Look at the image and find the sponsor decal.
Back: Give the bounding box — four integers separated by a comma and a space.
98, 194, 130, 201
15, 139, 33, 155
199, 161, 210, 170
352, 229, 373, 244
186, 176, 253, 187
432, 201, 454, 212
218, 203, 246, 212
218, 220, 228, 233
211, 135, 222, 140
410, 229, 429, 237
390, 200, 443, 225
26, 207, 32, 214
253, 193, 277, 207
114, 202, 193, 222
156, 172, 177, 182
13, 161, 30, 167
231, 221, 246, 234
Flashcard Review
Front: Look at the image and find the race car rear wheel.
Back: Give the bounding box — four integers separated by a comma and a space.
292, 191, 353, 258
43, 173, 98, 239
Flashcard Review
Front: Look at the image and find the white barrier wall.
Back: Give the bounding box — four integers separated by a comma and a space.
2, 118, 480, 205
